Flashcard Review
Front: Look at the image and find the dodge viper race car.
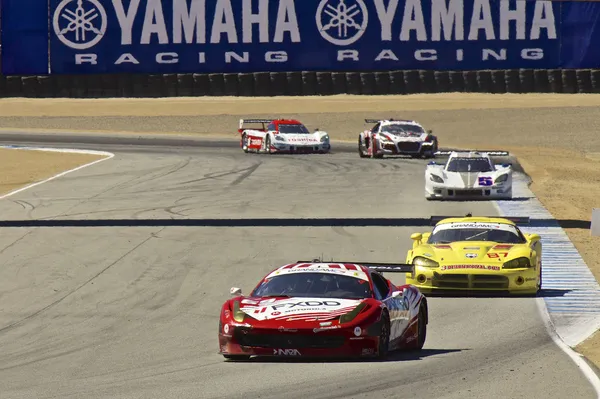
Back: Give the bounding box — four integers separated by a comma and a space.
358, 118, 438, 159
405, 215, 542, 295
239, 119, 331, 154
425, 150, 513, 200
218, 260, 429, 360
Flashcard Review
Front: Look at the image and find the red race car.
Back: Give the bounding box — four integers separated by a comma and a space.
218, 260, 429, 360
238, 119, 331, 154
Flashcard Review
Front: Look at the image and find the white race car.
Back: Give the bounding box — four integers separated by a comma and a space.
238, 119, 331, 154
358, 119, 438, 159
425, 150, 513, 200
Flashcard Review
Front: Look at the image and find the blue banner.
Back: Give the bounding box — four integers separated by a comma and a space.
3, 0, 600, 75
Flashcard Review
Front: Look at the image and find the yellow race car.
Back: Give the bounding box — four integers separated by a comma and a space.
405, 215, 542, 295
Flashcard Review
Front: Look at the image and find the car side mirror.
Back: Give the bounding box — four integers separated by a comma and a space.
427, 129, 433, 134
230, 287, 242, 296
528, 234, 541, 242
315, 128, 319, 132
410, 233, 422, 241
392, 290, 402, 298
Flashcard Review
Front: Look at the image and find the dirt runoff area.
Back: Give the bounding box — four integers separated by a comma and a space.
0, 93, 599, 365
0, 148, 107, 196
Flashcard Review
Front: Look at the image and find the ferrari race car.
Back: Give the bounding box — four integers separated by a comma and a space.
358, 118, 438, 159
218, 260, 429, 360
239, 119, 331, 154
425, 150, 513, 200
405, 215, 542, 295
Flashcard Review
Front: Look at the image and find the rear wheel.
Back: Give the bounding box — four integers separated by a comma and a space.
241, 134, 249, 153
377, 313, 390, 359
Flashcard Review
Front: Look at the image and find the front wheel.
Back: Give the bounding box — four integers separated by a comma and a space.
241, 134, 249, 153
264, 135, 273, 154
415, 304, 427, 350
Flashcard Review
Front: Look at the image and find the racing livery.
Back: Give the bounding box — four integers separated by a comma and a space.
405, 215, 542, 295
425, 150, 513, 200
218, 260, 428, 360
239, 119, 331, 154
358, 119, 438, 159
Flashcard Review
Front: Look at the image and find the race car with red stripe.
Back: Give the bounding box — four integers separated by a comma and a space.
239, 119, 331, 154
358, 118, 438, 159
218, 260, 428, 360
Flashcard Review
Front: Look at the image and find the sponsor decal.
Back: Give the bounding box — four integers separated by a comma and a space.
361, 348, 375, 355
406, 333, 418, 343
273, 349, 301, 356
250, 139, 262, 146
242, 297, 361, 321
440, 264, 501, 271
525, 277, 537, 282
223, 324, 230, 334
53, 0, 108, 51
313, 325, 341, 333
278, 326, 298, 332
465, 253, 478, 259
354, 326, 362, 337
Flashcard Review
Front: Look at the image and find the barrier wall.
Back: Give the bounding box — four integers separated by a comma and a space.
0, 69, 598, 98
1, 1, 600, 97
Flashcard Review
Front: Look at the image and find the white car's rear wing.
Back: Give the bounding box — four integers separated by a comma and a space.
238, 119, 274, 132
435, 149, 510, 156
297, 259, 413, 274
364, 118, 413, 124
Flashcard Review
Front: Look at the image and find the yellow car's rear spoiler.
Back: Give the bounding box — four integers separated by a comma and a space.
297, 259, 413, 273
429, 215, 530, 226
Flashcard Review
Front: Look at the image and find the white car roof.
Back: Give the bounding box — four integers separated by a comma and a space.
447, 151, 491, 160
379, 120, 422, 127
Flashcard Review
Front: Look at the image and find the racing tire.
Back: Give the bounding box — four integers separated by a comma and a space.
358, 136, 368, 158
264, 135, 273, 154
537, 262, 543, 293
241, 134, 249, 153
223, 355, 251, 361
377, 313, 391, 360
415, 304, 427, 350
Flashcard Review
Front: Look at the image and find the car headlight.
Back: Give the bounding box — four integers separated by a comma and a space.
413, 256, 439, 268
320, 135, 329, 143
503, 257, 531, 269
339, 302, 367, 324
430, 174, 444, 183
275, 136, 286, 142
378, 134, 391, 142
495, 174, 508, 183
232, 301, 247, 322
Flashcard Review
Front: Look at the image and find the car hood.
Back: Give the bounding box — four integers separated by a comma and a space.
238, 297, 364, 322
440, 171, 500, 188
277, 133, 322, 144
419, 241, 523, 266
381, 132, 428, 142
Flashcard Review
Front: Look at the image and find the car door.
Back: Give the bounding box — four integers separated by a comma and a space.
371, 273, 410, 341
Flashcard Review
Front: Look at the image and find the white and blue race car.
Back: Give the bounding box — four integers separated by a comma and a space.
425, 150, 513, 200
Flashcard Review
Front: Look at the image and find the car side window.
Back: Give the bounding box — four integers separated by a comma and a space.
371, 123, 380, 133
371, 273, 390, 300
267, 123, 276, 131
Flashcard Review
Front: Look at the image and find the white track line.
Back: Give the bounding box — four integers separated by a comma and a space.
492, 179, 600, 397
0, 145, 115, 200
536, 297, 600, 398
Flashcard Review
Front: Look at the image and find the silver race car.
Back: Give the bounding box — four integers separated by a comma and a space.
358, 119, 438, 159
425, 150, 513, 200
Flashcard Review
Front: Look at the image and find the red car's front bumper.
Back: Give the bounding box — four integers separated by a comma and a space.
218, 325, 381, 358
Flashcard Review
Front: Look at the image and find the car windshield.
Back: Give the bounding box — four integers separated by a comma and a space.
381, 124, 424, 135
428, 223, 526, 244
279, 124, 310, 134
446, 158, 493, 172
251, 272, 373, 299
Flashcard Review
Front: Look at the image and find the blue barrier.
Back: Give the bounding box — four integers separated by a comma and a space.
2, 0, 600, 76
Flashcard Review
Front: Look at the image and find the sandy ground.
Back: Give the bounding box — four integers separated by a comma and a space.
0, 94, 598, 366
0, 148, 106, 196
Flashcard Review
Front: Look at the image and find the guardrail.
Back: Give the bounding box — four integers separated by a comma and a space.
0, 69, 597, 98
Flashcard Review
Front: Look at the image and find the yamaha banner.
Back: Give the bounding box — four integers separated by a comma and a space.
2, 0, 600, 75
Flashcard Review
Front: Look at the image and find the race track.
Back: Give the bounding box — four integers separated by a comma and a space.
0, 139, 596, 399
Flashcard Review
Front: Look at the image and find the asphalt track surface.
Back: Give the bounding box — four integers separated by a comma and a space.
0, 135, 596, 399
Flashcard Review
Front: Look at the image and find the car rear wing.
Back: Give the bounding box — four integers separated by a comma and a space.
364, 118, 412, 124
297, 260, 413, 274
238, 119, 273, 133
429, 216, 530, 225
434, 149, 510, 156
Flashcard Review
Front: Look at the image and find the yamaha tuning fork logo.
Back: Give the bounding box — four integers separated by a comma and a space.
53, 0, 107, 50
316, 0, 368, 46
